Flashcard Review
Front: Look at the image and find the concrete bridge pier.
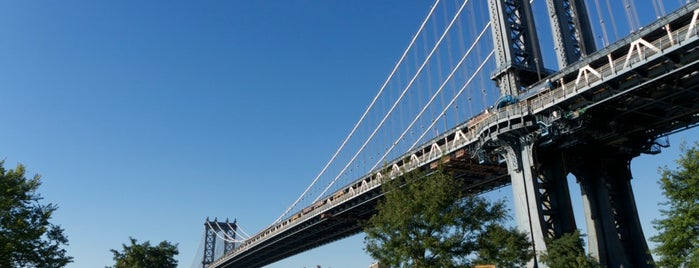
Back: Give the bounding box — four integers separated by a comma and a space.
500, 135, 577, 267
569, 150, 654, 268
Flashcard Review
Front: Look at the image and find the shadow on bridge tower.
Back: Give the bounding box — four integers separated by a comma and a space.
487, 0, 653, 267
202, 218, 238, 268
567, 147, 654, 267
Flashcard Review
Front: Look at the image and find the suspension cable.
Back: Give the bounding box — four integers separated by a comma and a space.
313, 0, 472, 202
370, 22, 491, 171
593, 0, 610, 46
208, 219, 250, 240
623, 0, 639, 32
189, 235, 206, 268
236, 224, 252, 239
272, 0, 443, 224
409, 50, 494, 151
225, 221, 248, 239
473, 1, 490, 113
605, 0, 620, 40
652, 0, 662, 18
205, 220, 245, 243
213, 221, 241, 242
657, 0, 666, 17
443, 0, 458, 126
630, 0, 641, 30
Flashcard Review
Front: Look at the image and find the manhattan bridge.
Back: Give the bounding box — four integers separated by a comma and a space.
195, 0, 699, 267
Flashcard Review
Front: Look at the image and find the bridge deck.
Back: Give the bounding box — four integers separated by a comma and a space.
211, 3, 699, 267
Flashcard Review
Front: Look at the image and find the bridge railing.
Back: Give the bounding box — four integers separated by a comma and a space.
438, 3, 699, 149
212, 4, 699, 266
522, 6, 699, 116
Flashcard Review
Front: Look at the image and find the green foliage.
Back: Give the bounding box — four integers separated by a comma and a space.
651, 142, 699, 268
363, 169, 531, 267
539, 230, 599, 268
474, 224, 533, 268
108, 237, 179, 268
0, 161, 72, 267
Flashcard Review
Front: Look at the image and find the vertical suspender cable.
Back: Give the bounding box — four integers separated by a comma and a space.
272, 0, 443, 224
314, 0, 472, 202
427, 7, 442, 136
409, 51, 495, 151
456, 1, 469, 121
414, 30, 424, 147
443, 1, 458, 126
423, 16, 436, 137
623, 0, 639, 32
594, 0, 610, 46
657, 0, 666, 17
652, 0, 662, 18
370, 23, 491, 171
605, 0, 620, 40
436, 2, 451, 135
470, 1, 489, 111
629, 0, 641, 31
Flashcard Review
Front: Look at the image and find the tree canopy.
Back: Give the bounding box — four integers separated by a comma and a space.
109, 237, 179, 268
651, 142, 699, 267
539, 230, 600, 268
0, 161, 72, 267
363, 169, 531, 267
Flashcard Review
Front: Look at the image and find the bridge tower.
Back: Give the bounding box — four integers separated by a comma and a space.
567, 147, 654, 267
487, 1, 576, 266
487, 0, 654, 267
202, 218, 238, 268
544, 0, 597, 68
487, 0, 547, 97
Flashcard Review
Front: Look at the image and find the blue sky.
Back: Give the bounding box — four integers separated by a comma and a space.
0, 1, 696, 268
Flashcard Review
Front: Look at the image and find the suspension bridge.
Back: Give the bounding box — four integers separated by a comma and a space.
194, 1, 699, 267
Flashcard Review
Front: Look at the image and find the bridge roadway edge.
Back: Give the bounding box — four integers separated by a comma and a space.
482, 2, 699, 266
211, 2, 699, 267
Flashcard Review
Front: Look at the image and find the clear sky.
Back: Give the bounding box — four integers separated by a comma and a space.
0, 1, 696, 268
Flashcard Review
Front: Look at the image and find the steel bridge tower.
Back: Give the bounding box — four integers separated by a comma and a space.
545, 0, 597, 69
202, 218, 238, 268
488, 0, 547, 97
487, 0, 653, 267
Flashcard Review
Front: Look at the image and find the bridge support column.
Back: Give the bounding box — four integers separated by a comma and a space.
500, 136, 576, 267
569, 151, 653, 268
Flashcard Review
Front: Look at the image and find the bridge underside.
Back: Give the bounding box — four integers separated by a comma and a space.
555, 28, 698, 267
216, 155, 507, 267
211, 3, 699, 268
545, 40, 699, 153
497, 7, 699, 266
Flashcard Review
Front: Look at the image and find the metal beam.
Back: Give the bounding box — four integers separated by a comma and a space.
488, 0, 547, 97
545, 0, 597, 69
499, 134, 577, 267
203, 218, 238, 268
569, 150, 654, 268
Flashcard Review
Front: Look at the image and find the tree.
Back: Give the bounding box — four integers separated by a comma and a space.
108, 237, 178, 268
363, 169, 532, 267
0, 161, 72, 267
651, 141, 699, 268
539, 230, 600, 268
474, 224, 536, 268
